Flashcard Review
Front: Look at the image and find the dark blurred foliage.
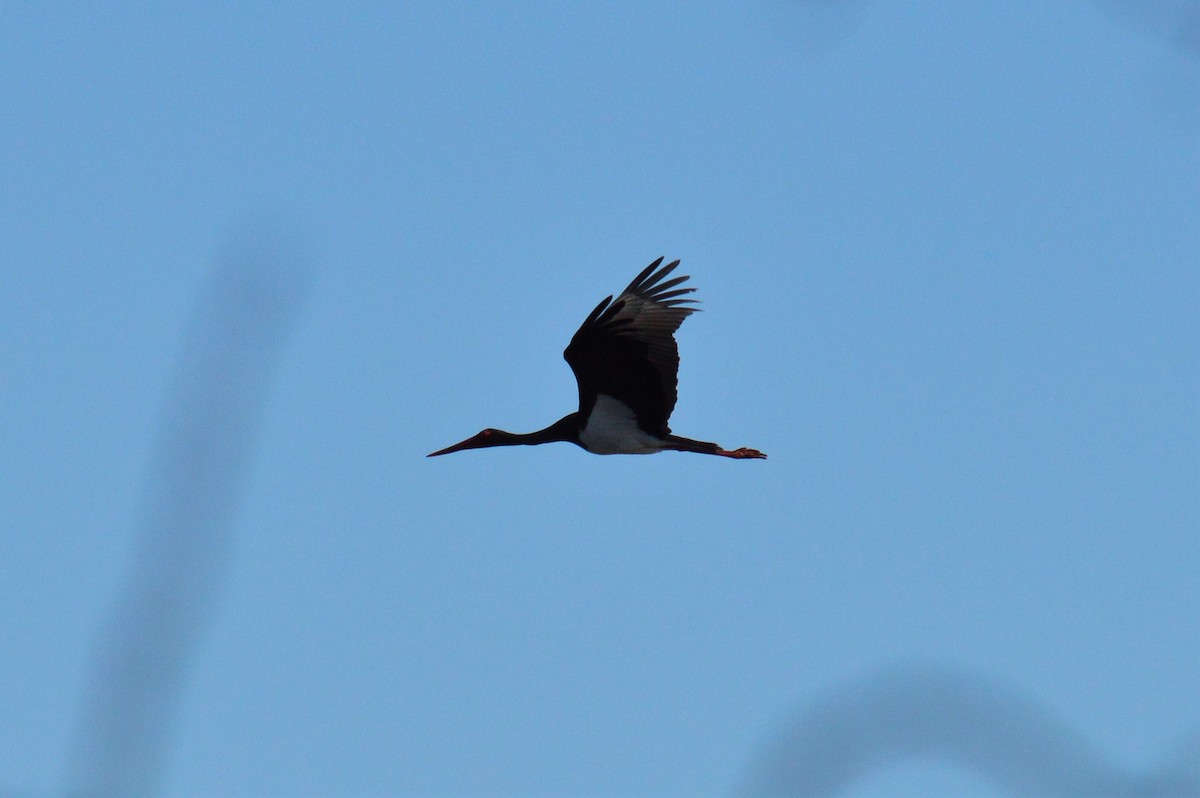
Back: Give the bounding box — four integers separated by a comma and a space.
64, 222, 311, 798
739, 665, 1199, 797
757, 0, 873, 56
774, 1, 1198, 134
1089, 0, 1200, 56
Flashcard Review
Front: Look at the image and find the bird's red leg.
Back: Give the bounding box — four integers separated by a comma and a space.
715, 447, 767, 459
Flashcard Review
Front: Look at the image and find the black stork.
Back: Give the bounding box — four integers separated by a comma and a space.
428, 258, 767, 460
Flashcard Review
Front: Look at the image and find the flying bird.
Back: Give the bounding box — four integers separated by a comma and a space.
428, 258, 766, 459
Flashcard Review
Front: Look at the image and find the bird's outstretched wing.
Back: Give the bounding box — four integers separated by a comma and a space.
564, 257, 698, 436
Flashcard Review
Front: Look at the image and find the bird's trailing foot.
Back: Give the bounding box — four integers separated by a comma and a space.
717, 447, 767, 459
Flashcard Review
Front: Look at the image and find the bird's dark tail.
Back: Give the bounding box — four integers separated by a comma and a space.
663, 435, 767, 459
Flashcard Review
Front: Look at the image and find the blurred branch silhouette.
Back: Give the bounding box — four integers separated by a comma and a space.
1089, 0, 1200, 56
739, 665, 1199, 797
1088, 0, 1200, 133
65, 223, 310, 798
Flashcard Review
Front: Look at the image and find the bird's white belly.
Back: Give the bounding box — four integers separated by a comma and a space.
579, 395, 664, 454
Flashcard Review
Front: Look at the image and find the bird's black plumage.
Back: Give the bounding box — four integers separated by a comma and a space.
564, 257, 697, 436
427, 257, 765, 459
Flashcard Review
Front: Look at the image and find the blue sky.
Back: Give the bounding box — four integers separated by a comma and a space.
2, 3, 1197, 796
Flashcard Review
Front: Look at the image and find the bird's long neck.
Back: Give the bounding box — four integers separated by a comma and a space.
503, 413, 580, 447
529, 413, 581, 445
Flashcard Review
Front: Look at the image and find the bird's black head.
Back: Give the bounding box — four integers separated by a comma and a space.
427, 428, 506, 457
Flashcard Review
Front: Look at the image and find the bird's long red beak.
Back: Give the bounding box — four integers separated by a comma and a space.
426, 432, 487, 457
